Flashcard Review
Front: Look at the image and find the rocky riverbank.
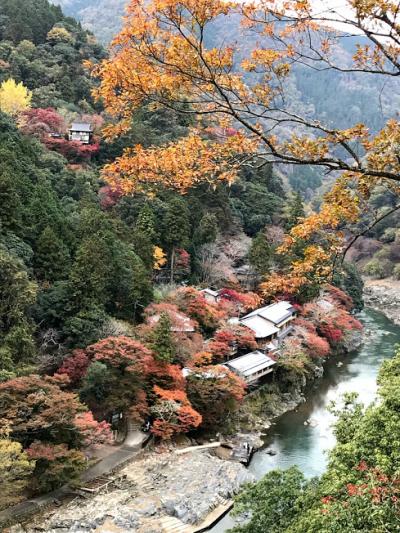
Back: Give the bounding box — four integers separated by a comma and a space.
14, 449, 254, 533
364, 278, 400, 325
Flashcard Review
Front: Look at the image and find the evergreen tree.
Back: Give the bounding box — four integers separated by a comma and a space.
68, 234, 114, 309
164, 197, 191, 281
0, 249, 37, 368
110, 244, 153, 321
135, 203, 157, 242
285, 193, 305, 231
34, 226, 70, 282
150, 312, 175, 363
194, 213, 218, 246
0, 172, 23, 232
249, 232, 272, 276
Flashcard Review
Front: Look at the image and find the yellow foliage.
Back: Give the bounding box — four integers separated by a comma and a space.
47, 26, 73, 43
0, 437, 35, 510
0, 79, 32, 117
153, 246, 167, 270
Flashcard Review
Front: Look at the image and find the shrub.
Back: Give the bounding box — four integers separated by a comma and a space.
363, 258, 393, 279
393, 264, 400, 280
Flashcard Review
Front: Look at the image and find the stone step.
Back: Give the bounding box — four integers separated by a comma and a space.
158, 516, 193, 533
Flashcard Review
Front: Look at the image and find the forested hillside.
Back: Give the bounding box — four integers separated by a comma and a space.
50, 0, 400, 197
1, 1, 400, 530
50, 0, 127, 43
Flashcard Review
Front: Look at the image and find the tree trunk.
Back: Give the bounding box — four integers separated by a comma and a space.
170, 246, 175, 283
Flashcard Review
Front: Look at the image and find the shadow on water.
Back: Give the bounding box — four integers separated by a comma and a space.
211, 308, 400, 532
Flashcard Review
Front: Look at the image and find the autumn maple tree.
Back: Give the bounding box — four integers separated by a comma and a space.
93, 0, 400, 297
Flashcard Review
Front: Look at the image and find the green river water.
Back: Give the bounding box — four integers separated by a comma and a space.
212, 308, 400, 532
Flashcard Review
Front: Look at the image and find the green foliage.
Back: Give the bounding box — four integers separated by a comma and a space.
333, 262, 364, 311
0, 0, 64, 45
284, 192, 305, 231
62, 305, 107, 348
249, 232, 271, 275
230, 161, 285, 236
34, 226, 70, 282
150, 313, 175, 362
232, 347, 400, 533
0, 249, 37, 367
363, 257, 393, 279
231, 467, 310, 533
79, 361, 112, 405
0, 1, 104, 109
164, 197, 191, 251
193, 213, 218, 246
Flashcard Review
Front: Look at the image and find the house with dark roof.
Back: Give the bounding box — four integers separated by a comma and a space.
69, 122, 93, 144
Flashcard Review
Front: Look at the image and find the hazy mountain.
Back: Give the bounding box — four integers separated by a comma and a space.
50, 0, 127, 43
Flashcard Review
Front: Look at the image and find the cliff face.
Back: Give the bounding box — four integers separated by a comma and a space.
364, 279, 400, 325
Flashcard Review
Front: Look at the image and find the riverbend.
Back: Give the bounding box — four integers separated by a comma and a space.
212, 308, 400, 532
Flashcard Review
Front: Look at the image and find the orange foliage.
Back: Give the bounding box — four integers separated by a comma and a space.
91, 0, 400, 297
168, 287, 226, 332
150, 386, 202, 439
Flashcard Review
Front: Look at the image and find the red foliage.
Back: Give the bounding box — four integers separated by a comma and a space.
45, 137, 100, 162
57, 349, 90, 386
207, 326, 258, 363
319, 324, 344, 344
207, 339, 232, 362
169, 287, 226, 332
293, 317, 317, 334
26, 441, 73, 462
98, 184, 124, 209
325, 285, 354, 311
20, 108, 65, 139
232, 325, 258, 351
129, 389, 149, 423
303, 331, 330, 358
218, 288, 261, 313
74, 412, 112, 446
175, 248, 190, 272
86, 336, 154, 372
147, 360, 186, 391
0, 375, 107, 450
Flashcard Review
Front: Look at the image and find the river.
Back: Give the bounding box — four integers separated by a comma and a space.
212, 308, 400, 532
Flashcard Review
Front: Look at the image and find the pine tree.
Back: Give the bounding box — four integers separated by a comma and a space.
249, 232, 272, 276
150, 312, 175, 363
135, 204, 157, 242
164, 197, 191, 281
34, 226, 70, 282
68, 234, 114, 309
285, 193, 305, 231
194, 213, 218, 245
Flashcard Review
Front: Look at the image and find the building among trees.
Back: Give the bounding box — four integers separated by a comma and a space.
239, 301, 297, 351
225, 350, 276, 384
69, 122, 93, 144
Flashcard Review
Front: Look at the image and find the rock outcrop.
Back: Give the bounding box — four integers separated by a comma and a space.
364, 279, 400, 325
22, 451, 254, 532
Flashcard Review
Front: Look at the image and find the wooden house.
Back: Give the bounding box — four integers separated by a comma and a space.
239, 301, 297, 350
69, 122, 93, 144
225, 350, 276, 384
